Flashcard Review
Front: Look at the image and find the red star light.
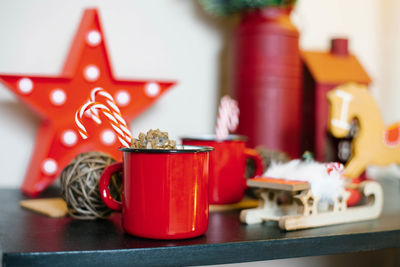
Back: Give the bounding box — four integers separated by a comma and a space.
0, 9, 175, 196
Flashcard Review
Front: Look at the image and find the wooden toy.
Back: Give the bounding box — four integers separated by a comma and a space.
302, 38, 371, 162
240, 177, 383, 230
0, 9, 175, 196
327, 83, 400, 178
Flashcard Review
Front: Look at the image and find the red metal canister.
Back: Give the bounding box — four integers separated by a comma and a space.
232, 8, 302, 158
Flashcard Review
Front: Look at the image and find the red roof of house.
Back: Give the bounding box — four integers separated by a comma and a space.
302, 50, 371, 84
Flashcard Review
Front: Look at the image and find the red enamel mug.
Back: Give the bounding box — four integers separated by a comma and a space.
99, 145, 213, 239
181, 135, 264, 204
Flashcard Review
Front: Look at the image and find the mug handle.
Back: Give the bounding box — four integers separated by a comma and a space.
99, 162, 123, 211
244, 148, 264, 178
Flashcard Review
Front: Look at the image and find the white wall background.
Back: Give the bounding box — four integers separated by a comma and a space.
0, 0, 397, 184
0, 1, 399, 266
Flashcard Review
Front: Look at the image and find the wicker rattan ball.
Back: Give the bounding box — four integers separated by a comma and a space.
60, 152, 122, 220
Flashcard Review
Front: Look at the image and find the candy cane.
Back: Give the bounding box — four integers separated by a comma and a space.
88, 87, 132, 141
75, 101, 131, 148
326, 162, 344, 175
216, 95, 240, 140
88, 87, 111, 123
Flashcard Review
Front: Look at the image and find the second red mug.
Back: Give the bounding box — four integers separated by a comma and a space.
181, 135, 264, 204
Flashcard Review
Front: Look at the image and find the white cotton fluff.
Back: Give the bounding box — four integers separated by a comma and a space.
263, 160, 345, 204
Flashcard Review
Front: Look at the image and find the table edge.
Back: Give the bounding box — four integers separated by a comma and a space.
3, 229, 400, 267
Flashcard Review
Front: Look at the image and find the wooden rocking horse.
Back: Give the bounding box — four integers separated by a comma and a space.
327, 83, 400, 178
240, 83, 384, 230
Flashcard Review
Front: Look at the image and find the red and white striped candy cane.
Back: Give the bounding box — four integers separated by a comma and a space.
326, 162, 344, 175
216, 95, 240, 140
75, 101, 131, 148
88, 87, 132, 141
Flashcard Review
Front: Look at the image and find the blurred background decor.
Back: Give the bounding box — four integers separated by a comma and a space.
0, 8, 175, 196
301, 38, 371, 163
0, 1, 391, 189
328, 83, 400, 179
200, 0, 302, 159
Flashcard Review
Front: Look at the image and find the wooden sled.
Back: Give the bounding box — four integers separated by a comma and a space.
240, 177, 383, 231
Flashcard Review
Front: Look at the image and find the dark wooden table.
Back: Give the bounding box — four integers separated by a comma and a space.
1, 177, 400, 267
